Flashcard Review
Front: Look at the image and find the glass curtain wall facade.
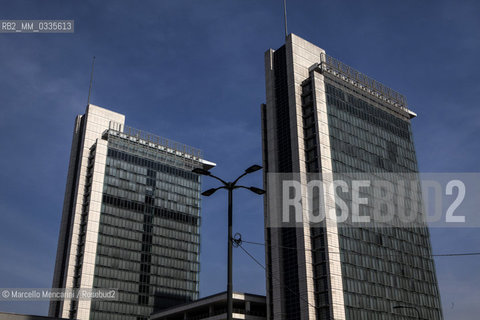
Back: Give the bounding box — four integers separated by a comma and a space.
49, 105, 214, 320
262, 34, 443, 319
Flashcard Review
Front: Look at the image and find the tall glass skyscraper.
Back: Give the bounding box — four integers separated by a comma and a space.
261, 34, 443, 319
49, 105, 214, 320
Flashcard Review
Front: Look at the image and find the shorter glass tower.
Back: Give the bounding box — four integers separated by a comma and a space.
49, 105, 215, 320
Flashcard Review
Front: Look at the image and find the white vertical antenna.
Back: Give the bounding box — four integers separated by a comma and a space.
87, 56, 96, 106
283, 0, 288, 39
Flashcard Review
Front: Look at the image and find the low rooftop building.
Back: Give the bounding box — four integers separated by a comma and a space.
150, 292, 266, 320
0, 312, 68, 320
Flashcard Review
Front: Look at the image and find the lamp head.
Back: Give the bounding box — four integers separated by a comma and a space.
202, 188, 218, 196
245, 164, 262, 174
248, 186, 266, 195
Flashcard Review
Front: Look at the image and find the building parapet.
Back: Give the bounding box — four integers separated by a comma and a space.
318, 52, 409, 111
107, 121, 203, 160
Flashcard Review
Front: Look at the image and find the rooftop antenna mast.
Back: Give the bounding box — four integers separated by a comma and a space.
87, 56, 96, 106
283, 0, 288, 39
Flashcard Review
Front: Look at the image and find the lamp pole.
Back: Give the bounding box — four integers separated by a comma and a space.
193, 165, 265, 320
393, 305, 422, 319
227, 184, 233, 319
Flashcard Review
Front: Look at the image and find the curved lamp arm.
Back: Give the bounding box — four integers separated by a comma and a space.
233, 164, 263, 185
193, 167, 228, 185
202, 186, 226, 197
236, 185, 266, 195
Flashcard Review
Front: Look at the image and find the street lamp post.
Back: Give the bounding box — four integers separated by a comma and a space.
193, 165, 265, 320
393, 305, 422, 319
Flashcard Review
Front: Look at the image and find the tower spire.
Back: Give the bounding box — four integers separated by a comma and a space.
283, 0, 288, 39
87, 56, 95, 106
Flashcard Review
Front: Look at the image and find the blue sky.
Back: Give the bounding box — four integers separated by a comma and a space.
0, 0, 479, 318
